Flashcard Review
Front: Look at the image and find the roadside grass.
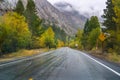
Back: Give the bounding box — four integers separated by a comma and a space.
3, 49, 48, 58
107, 53, 120, 63
89, 50, 120, 64
0, 48, 54, 62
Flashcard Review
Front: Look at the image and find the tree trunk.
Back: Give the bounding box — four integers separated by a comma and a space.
101, 41, 104, 54
0, 48, 2, 58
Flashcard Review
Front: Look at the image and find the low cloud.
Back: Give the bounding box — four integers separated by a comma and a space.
47, 0, 107, 18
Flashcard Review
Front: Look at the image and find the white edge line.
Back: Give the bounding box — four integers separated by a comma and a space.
80, 51, 120, 77
1, 48, 120, 77
0, 50, 54, 67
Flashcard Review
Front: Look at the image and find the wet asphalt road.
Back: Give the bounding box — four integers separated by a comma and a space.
0, 47, 120, 80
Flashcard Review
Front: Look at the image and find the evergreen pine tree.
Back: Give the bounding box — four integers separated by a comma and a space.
83, 16, 100, 35
25, 0, 42, 37
88, 16, 100, 32
81, 16, 100, 50
83, 19, 89, 35
15, 0, 24, 15
102, 0, 116, 30
102, 0, 117, 49
26, 0, 36, 12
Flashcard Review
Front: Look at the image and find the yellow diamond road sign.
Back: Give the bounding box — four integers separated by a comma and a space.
99, 33, 106, 41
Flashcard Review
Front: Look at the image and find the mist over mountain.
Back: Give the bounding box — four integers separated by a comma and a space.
0, 0, 87, 35
47, 0, 106, 21
54, 2, 87, 29
34, 0, 87, 34
54, 1, 104, 21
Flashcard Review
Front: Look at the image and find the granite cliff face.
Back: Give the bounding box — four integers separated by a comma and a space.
34, 0, 77, 34
0, 0, 86, 35
54, 2, 86, 30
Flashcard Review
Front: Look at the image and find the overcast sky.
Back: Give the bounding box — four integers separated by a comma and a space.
47, 0, 107, 18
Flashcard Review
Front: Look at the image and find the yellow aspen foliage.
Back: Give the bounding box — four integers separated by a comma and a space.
0, 12, 31, 53
57, 40, 64, 47
39, 35, 46, 48
40, 27, 55, 48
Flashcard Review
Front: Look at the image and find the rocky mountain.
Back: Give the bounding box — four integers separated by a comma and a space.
34, 0, 86, 35
54, 2, 86, 30
0, 0, 87, 35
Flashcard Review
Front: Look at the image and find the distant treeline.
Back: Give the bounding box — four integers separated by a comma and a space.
0, 0, 67, 55
71, 0, 120, 55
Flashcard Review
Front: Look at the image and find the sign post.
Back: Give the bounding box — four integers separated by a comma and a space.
99, 33, 106, 53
